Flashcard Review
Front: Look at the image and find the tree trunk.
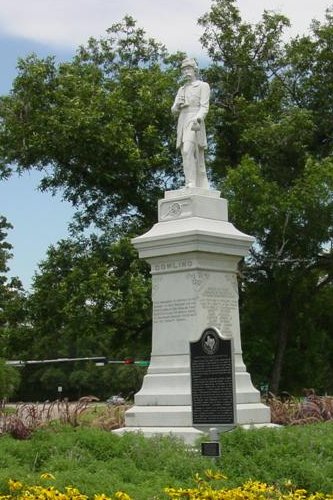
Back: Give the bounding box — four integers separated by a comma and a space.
270, 307, 291, 395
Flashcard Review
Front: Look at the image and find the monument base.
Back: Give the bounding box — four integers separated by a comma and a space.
114, 188, 271, 443
113, 426, 205, 445
113, 421, 279, 445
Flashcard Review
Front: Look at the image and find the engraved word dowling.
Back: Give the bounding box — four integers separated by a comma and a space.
153, 260, 193, 272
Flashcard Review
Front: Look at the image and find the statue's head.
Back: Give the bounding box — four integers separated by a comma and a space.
181, 57, 199, 73
181, 57, 199, 79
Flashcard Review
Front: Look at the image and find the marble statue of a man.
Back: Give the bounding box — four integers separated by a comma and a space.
171, 58, 210, 189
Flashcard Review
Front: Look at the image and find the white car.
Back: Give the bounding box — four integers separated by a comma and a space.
106, 395, 125, 405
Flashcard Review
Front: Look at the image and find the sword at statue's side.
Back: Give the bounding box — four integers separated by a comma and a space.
191, 120, 205, 175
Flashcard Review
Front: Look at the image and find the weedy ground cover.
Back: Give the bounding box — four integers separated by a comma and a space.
1, 400, 128, 438
1, 423, 333, 499
268, 392, 333, 425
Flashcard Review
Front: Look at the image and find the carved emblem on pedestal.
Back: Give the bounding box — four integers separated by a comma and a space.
160, 201, 191, 220
187, 271, 210, 292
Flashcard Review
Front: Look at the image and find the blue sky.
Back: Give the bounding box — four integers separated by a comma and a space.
0, 36, 75, 289
0, 0, 331, 289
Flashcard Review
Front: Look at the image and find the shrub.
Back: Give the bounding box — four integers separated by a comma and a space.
0, 359, 20, 400
267, 391, 333, 425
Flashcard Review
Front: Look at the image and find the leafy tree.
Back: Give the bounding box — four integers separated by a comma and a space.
19, 233, 151, 399
29, 234, 151, 358
199, 0, 291, 177
225, 158, 333, 393
0, 358, 20, 400
0, 215, 31, 362
0, 16, 183, 231
1, 3, 332, 396
0, 216, 28, 398
200, 0, 333, 393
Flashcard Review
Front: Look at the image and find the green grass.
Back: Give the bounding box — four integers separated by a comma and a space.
1, 423, 333, 499
220, 424, 333, 492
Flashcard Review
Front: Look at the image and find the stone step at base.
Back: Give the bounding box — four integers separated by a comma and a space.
113, 421, 279, 445
113, 426, 206, 445
135, 390, 262, 406
124, 402, 271, 428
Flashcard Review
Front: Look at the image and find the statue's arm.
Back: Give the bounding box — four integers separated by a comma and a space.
171, 87, 184, 115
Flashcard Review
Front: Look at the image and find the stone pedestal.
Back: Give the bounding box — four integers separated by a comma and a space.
114, 188, 270, 444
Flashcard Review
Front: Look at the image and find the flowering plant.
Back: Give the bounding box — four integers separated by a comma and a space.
164, 470, 333, 500
0, 475, 131, 500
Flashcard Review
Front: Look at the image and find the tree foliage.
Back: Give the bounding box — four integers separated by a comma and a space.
200, 0, 333, 392
28, 234, 151, 358
223, 157, 333, 392
0, 216, 27, 397
0, 215, 30, 355
0, 17, 183, 231
16, 234, 151, 399
0, 3, 332, 396
0, 358, 20, 399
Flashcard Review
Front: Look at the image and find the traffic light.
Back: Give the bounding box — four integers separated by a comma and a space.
134, 361, 150, 367
123, 358, 135, 364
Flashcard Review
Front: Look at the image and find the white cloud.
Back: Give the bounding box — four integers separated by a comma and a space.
0, 0, 209, 54
0, 0, 331, 55
238, 0, 330, 33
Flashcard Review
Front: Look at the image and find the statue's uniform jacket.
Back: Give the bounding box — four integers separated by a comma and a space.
171, 80, 210, 149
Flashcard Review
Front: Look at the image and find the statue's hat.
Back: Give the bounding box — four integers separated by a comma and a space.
181, 57, 198, 69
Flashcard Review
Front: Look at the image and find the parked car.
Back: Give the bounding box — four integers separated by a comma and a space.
106, 395, 125, 405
